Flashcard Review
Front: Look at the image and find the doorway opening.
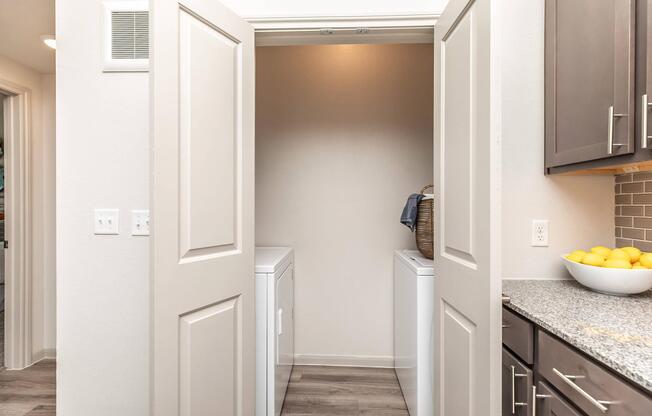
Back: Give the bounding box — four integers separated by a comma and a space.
254, 41, 434, 415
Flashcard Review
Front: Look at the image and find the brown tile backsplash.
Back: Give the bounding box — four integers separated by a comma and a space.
614, 172, 652, 251
622, 182, 645, 193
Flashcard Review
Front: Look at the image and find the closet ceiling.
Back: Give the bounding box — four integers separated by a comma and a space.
0, 0, 55, 73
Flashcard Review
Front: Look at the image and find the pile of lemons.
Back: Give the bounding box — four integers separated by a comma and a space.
566, 246, 652, 269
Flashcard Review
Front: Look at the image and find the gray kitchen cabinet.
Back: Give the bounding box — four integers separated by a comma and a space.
502, 347, 533, 416
545, 0, 636, 173
534, 382, 583, 416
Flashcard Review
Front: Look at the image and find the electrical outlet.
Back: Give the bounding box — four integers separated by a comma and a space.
531, 220, 549, 247
131, 210, 150, 236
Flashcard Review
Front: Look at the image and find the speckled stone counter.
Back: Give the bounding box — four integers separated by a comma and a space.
502, 279, 652, 393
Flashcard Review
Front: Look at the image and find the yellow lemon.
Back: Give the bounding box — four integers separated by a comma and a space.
639, 253, 652, 268
566, 252, 584, 262
608, 248, 631, 262
633, 265, 647, 269
633, 262, 642, 267
604, 258, 632, 269
566, 253, 584, 263
571, 250, 587, 257
582, 252, 605, 267
621, 247, 642, 263
590, 246, 612, 259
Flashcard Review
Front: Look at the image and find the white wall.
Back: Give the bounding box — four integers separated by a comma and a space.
0, 55, 56, 359
256, 44, 433, 366
56, 0, 149, 414
500, 0, 614, 280
220, 0, 445, 18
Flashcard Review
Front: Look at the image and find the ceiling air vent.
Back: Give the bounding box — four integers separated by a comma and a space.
103, 1, 149, 72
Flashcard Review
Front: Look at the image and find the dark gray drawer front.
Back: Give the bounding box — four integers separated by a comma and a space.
503, 307, 534, 364
538, 331, 652, 416
503, 347, 533, 416
535, 381, 582, 416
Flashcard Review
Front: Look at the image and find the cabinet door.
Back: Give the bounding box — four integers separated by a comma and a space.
535, 382, 583, 416
637, 0, 652, 153
502, 348, 533, 416
545, 0, 635, 168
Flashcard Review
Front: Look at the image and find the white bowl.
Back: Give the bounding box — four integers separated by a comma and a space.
561, 255, 652, 296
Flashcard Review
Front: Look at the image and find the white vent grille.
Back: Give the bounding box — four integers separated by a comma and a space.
111, 10, 149, 60
102, 1, 149, 72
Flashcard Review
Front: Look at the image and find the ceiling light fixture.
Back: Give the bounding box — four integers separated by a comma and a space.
40, 35, 56, 50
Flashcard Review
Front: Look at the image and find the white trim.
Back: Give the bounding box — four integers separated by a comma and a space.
249, 14, 439, 47
0, 79, 34, 370
32, 348, 57, 363
293, 353, 395, 368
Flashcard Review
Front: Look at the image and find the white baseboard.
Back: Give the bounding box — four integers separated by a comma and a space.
294, 353, 395, 368
33, 348, 56, 363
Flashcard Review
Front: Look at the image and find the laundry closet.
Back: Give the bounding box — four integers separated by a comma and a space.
254, 41, 435, 414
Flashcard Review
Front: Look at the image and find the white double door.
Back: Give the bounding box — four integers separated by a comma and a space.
149, 0, 501, 414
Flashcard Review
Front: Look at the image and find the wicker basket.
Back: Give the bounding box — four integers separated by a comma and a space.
416, 185, 434, 259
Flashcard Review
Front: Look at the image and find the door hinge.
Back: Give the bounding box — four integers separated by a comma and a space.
3, 240, 8, 249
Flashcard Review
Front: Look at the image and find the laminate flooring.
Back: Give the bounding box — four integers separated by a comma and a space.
281, 366, 409, 416
0, 312, 56, 416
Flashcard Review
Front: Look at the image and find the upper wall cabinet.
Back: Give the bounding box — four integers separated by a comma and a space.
545, 0, 636, 174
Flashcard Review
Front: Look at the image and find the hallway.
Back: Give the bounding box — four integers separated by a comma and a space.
0, 312, 56, 416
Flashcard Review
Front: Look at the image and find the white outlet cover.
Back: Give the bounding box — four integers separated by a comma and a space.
531, 219, 549, 247
95, 209, 120, 235
131, 209, 150, 236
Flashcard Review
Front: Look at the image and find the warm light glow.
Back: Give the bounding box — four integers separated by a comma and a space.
40, 35, 56, 50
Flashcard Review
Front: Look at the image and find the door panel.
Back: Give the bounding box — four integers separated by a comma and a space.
150, 0, 255, 414
434, 0, 501, 415
179, 7, 241, 257
179, 298, 241, 416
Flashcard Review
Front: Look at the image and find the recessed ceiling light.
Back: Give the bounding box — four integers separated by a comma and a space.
40, 35, 56, 50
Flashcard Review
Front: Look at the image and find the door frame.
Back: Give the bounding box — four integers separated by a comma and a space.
248, 14, 439, 46
0, 77, 33, 370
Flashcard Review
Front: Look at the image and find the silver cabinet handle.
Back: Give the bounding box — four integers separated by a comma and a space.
511, 365, 528, 414
552, 368, 615, 413
642, 94, 652, 149
502, 322, 511, 329
532, 385, 552, 416
502, 295, 511, 304
608, 105, 628, 155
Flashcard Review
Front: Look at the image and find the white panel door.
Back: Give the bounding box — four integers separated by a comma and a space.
433, 0, 501, 415
150, 0, 255, 415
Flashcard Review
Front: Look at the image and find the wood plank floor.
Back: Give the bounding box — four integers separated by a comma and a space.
281, 366, 409, 416
0, 312, 56, 416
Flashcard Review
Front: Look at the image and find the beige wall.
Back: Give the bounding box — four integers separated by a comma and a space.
500, 0, 614, 280
56, 0, 149, 414
0, 55, 56, 359
256, 44, 433, 365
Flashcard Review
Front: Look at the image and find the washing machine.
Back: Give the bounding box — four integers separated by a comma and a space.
256, 247, 294, 416
394, 249, 435, 416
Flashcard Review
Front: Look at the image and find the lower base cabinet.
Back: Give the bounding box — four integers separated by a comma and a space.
502, 348, 533, 416
534, 382, 582, 416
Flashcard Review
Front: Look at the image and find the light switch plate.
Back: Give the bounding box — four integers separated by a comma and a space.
95, 209, 119, 235
131, 209, 150, 236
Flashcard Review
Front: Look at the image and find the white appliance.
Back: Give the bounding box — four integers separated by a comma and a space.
394, 249, 435, 416
256, 247, 294, 416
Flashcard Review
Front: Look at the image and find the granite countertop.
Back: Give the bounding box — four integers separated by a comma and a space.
502, 279, 652, 392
